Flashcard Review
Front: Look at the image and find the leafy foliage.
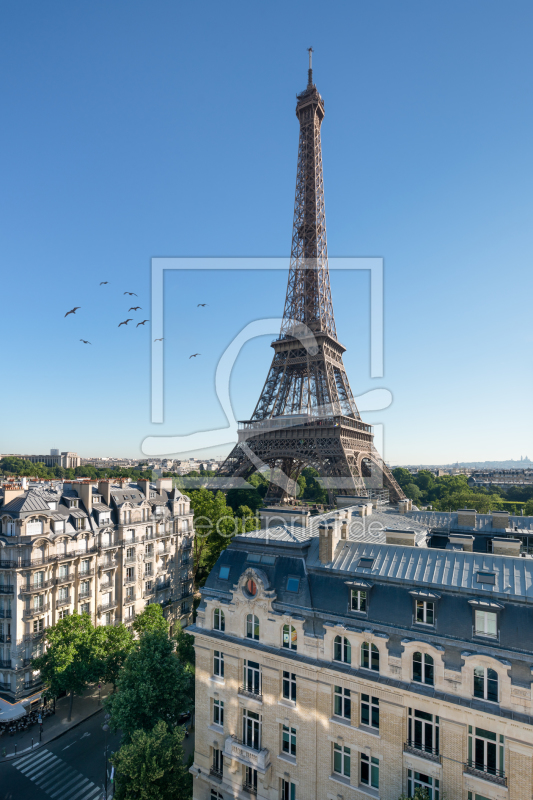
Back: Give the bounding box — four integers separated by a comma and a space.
110, 719, 192, 800
93, 622, 135, 690
32, 612, 99, 717
105, 631, 193, 742
173, 620, 195, 667
0, 456, 151, 481
133, 603, 170, 637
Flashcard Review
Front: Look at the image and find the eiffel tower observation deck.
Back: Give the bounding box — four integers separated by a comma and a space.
218, 51, 404, 505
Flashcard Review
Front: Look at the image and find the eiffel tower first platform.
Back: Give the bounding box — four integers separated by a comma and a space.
218, 52, 404, 505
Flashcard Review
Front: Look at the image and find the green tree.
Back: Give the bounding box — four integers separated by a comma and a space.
525, 498, 533, 516
110, 719, 192, 800
188, 488, 240, 584
93, 622, 135, 691
105, 631, 193, 742
32, 612, 98, 721
133, 603, 169, 637
226, 486, 263, 514
404, 483, 422, 504
174, 620, 195, 667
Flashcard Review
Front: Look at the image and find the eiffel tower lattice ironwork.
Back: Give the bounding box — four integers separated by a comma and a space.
218, 52, 404, 504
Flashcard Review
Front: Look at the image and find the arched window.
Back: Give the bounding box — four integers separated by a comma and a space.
246, 614, 259, 640
474, 666, 498, 702
282, 625, 297, 650
334, 635, 351, 664
361, 642, 380, 672
246, 579, 257, 597
214, 608, 225, 631
413, 652, 434, 686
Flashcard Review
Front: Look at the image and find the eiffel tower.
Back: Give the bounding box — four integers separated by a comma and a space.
218, 51, 404, 504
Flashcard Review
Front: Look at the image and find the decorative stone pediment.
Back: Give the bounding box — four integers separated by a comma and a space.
233, 567, 277, 605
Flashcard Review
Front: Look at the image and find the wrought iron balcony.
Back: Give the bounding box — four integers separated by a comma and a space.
24, 679, 41, 690
99, 541, 119, 551
124, 594, 136, 605
210, 766, 223, 780
78, 568, 95, 577
156, 581, 171, 592
0, 681, 11, 691
239, 684, 263, 701
0, 659, 12, 669
23, 628, 47, 642
56, 597, 71, 608
78, 590, 92, 599
56, 551, 78, 561
143, 551, 154, 560
20, 556, 57, 567
98, 601, 118, 614
56, 574, 74, 585
464, 761, 506, 786
143, 588, 154, 598
124, 576, 136, 586
242, 782, 257, 796
0, 610, 12, 619
0, 634, 12, 643
23, 604, 50, 619
100, 581, 114, 592
0, 586, 14, 594
0, 560, 16, 568
21, 580, 54, 594
404, 741, 441, 764
124, 555, 137, 564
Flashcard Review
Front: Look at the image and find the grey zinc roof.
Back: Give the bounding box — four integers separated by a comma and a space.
1, 491, 51, 514
304, 539, 533, 602
93, 503, 111, 512
68, 508, 87, 519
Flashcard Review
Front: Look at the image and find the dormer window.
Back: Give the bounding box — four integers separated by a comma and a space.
416, 600, 434, 626
474, 610, 497, 638
246, 579, 257, 597
351, 589, 367, 612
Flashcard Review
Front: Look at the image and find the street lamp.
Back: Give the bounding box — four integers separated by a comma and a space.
102, 713, 111, 799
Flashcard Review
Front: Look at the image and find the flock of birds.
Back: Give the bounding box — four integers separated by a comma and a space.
64, 283, 207, 357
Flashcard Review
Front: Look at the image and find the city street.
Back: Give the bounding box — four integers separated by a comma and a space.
0, 710, 122, 800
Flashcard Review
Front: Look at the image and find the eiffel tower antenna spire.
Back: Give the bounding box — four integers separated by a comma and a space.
307, 46, 314, 87
218, 63, 404, 505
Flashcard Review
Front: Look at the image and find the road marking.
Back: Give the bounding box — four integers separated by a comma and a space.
13, 748, 103, 800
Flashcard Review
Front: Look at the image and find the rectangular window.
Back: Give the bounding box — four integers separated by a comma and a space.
126, 567, 135, 581
333, 743, 351, 778
334, 685, 351, 720
408, 708, 440, 755
213, 698, 224, 727
280, 779, 296, 800
58, 586, 68, 601
80, 559, 91, 574
243, 659, 261, 695
214, 650, 224, 678
212, 747, 223, 776
361, 694, 379, 730
282, 671, 296, 702
416, 600, 435, 625
81, 603, 90, 615
407, 769, 439, 800
242, 709, 261, 750
126, 547, 135, 559
244, 766, 258, 793
282, 724, 296, 757
58, 609, 69, 619
468, 727, 504, 778
351, 589, 367, 612
360, 753, 379, 789
145, 580, 153, 593
144, 562, 152, 575
474, 610, 498, 638
286, 577, 299, 593
33, 618, 44, 633
218, 566, 230, 580
126, 586, 134, 599
80, 580, 90, 595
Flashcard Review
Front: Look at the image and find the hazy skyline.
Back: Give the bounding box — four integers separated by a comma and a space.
1, 1, 532, 464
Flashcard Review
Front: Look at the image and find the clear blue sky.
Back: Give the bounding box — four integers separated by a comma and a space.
1, 1, 532, 465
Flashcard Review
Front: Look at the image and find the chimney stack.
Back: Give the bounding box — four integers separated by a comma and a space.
319, 521, 342, 564
138, 478, 150, 500
98, 480, 111, 506
77, 481, 95, 514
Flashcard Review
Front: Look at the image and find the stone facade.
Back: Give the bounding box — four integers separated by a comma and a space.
0, 477, 194, 702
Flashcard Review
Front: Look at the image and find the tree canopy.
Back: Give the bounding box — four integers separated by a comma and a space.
0, 456, 152, 481
110, 719, 192, 800
133, 603, 170, 637
105, 631, 193, 742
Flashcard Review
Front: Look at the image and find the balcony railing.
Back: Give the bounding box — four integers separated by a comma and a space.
239, 684, 263, 701
0, 681, 11, 691
56, 574, 74, 586
464, 761, 507, 786
124, 576, 136, 586
143, 588, 154, 598
124, 594, 136, 605
24, 679, 41, 690
100, 581, 114, 592
0, 560, 16, 568
156, 581, 171, 592
0, 610, 12, 619
143, 551, 154, 560
20, 556, 57, 567
56, 551, 78, 561
21, 580, 54, 594
0, 586, 15, 594
0, 659, 12, 669
78, 568, 95, 577
78, 590, 92, 599
23, 604, 50, 619
124, 555, 137, 564
225, 735, 270, 771
99, 561, 116, 571
23, 628, 48, 642
99, 541, 119, 551
0, 634, 12, 643
56, 597, 71, 608
124, 612, 136, 624
98, 601, 118, 614
404, 741, 441, 764
242, 782, 257, 796
210, 766, 223, 780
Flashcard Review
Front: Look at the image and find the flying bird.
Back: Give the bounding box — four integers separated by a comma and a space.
189, 353, 201, 358
80, 339, 92, 345
197, 303, 208, 307
124, 292, 138, 296
64, 307, 80, 317
118, 319, 133, 327
136, 320, 149, 327
154, 338, 164, 342
129, 306, 142, 311
99, 281, 109, 285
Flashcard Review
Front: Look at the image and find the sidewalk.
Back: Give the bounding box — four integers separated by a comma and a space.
1, 683, 112, 761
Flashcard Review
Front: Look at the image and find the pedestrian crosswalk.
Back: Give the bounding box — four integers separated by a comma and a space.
12, 748, 103, 800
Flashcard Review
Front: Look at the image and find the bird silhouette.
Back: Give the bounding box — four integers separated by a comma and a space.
124, 292, 138, 296
64, 307, 80, 317
80, 339, 92, 345
189, 353, 201, 358
99, 281, 109, 285
129, 306, 142, 311
154, 338, 164, 342
137, 320, 149, 327
197, 303, 208, 307
118, 319, 133, 327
